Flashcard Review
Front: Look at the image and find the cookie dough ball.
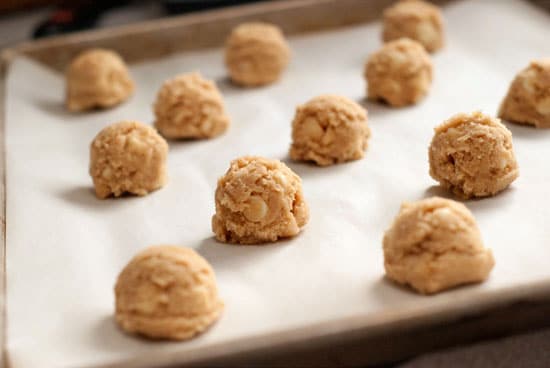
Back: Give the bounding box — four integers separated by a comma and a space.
289, 95, 370, 166
66, 48, 134, 112
212, 156, 309, 244
90, 121, 168, 199
383, 197, 494, 294
365, 38, 433, 107
429, 111, 519, 199
499, 59, 550, 128
382, 0, 445, 53
225, 22, 290, 87
154, 72, 230, 139
115, 245, 223, 340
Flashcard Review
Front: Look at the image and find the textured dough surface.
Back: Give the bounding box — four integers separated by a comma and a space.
89, 120, 168, 199
499, 58, 550, 128
365, 38, 433, 107
382, 0, 445, 53
115, 245, 223, 340
429, 111, 519, 199
154, 72, 230, 139
212, 156, 309, 244
383, 197, 495, 294
225, 22, 290, 87
66, 48, 134, 112
290, 94, 370, 166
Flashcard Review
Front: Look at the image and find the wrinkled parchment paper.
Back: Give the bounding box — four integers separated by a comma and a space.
5, 0, 550, 366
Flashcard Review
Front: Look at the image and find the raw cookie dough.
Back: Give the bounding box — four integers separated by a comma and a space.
383, 197, 495, 294
212, 156, 309, 244
382, 0, 445, 53
66, 48, 134, 112
289, 94, 370, 166
90, 120, 168, 199
499, 58, 550, 128
154, 72, 230, 139
115, 245, 223, 340
365, 38, 433, 107
429, 111, 519, 199
225, 22, 290, 87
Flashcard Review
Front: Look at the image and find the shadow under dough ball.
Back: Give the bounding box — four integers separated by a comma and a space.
499, 58, 550, 128
289, 94, 370, 166
365, 38, 433, 107
225, 22, 290, 87
429, 111, 519, 199
153, 72, 230, 139
89, 120, 168, 199
65, 48, 134, 112
382, 0, 445, 53
383, 197, 495, 295
115, 245, 224, 340
212, 156, 309, 245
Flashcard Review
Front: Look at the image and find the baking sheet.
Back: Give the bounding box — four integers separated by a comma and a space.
5, 0, 550, 367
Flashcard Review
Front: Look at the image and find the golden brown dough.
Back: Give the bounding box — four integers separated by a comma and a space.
225, 22, 290, 87
212, 156, 309, 244
115, 245, 223, 340
429, 111, 519, 199
365, 38, 433, 107
66, 48, 134, 112
499, 59, 550, 128
289, 94, 370, 166
383, 197, 495, 294
382, 0, 445, 53
154, 72, 230, 139
90, 121, 168, 199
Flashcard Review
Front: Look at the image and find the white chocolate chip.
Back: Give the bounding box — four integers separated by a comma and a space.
416, 22, 438, 47
244, 195, 268, 222
302, 117, 324, 139
536, 96, 550, 115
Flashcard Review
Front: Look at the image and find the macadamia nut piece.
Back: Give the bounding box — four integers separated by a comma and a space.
115, 245, 223, 340
154, 72, 230, 139
90, 121, 168, 199
499, 59, 550, 128
383, 0, 445, 53
225, 22, 290, 87
212, 156, 309, 244
66, 48, 134, 112
429, 112, 519, 199
383, 197, 494, 294
290, 95, 370, 166
365, 38, 433, 107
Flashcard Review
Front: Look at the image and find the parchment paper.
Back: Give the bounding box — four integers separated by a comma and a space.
5, 1, 550, 367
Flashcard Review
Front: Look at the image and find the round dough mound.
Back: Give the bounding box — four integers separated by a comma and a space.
499, 58, 550, 128
66, 48, 134, 112
90, 121, 168, 199
429, 111, 519, 199
383, 197, 495, 294
382, 0, 445, 53
365, 38, 433, 107
289, 95, 370, 166
225, 22, 290, 87
212, 156, 309, 244
115, 245, 223, 340
154, 72, 230, 139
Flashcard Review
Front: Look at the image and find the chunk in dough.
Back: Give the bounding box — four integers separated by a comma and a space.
383, 197, 495, 294
115, 245, 223, 340
154, 72, 230, 139
289, 95, 370, 166
212, 156, 309, 244
382, 0, 445, 53
429, 111, 519, 198
90, 121, 168, 199
499, 59, 550, 128
365, 38, 433, 107
66, 48, 134, 112
225, 22, 290, 87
